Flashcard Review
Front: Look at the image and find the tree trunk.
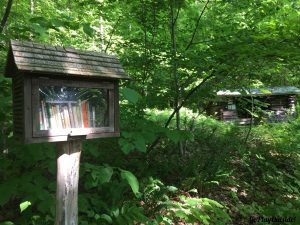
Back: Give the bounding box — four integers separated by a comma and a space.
0, 0, 13, 34
30, 0, 34, 14
55, 140, 82, 225
170, 1, 183, 155
99, 16, 105, 51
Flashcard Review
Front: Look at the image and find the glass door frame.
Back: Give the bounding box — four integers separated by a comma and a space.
31, 77, 116, 138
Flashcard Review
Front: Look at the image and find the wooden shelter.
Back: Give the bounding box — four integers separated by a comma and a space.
4, 40, 130, 143
216, 87, 300, 124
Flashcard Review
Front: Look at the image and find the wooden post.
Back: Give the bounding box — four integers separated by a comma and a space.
55, 140, 82, 225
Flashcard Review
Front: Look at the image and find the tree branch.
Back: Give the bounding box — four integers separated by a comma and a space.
173, 4, 181, 25
104, 16, 121, 53
185, 0, 210, 51
244, 96, 254, 144
147, 71, 216, 153
0, 0, 13, 34
164, 72, 215, 129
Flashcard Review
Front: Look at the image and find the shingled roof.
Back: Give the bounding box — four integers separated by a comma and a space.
217, 86, 300, 96
4, 40, 129, 79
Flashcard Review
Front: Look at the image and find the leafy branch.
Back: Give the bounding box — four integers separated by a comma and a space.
185, 0, 210, 51
104, 16, 121, 53
0, 0, 13, 34
147, 71, 216, 153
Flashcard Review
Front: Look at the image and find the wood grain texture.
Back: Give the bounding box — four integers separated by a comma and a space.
55, 140, 82, 225
24, 132, 120, 144
5, 40, 130, 80
12, 75, 24, 141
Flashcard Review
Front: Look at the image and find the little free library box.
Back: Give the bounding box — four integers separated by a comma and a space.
4, 40, 129, 144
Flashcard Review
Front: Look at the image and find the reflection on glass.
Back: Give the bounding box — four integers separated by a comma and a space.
39, 86, 109, 130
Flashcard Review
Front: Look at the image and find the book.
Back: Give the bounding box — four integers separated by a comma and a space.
86, 101, 90, 127
41, 100, 48, 129
78, 100, 84, 128
63, 105, 71, 128
49, 104, 56, 129
68, 103, 75, 128
52, 105, 59, 129
82, 101, 88, 128
54, 104, 63, 129
46, 103, 52, 128
57, 105, 65, 129
39, 104, 44, 130
92, 106, 95, 128
94, 105, 101, 127
72, 105, 79, 128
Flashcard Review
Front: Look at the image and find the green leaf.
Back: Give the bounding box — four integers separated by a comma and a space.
245, 109, 259, 118
87, 144, 101, 157
99, 214, 113, 223
98, 167, 113, 184
82, 23, 94, 37
20, 201, 31, 213
167, 186, 178, 193
29, 16, 48, 24
0, 184, 14, 206
119, 140, 135, 154
166, 130, 181, 144
133, 136, 146, 153
259, 89, 272, 94
0, 178, 19, 207
120, 170, 139, 196
0, 222, 14, 225
121, 88, 141, 104
202, 198, 224, 208
50, 18, 65, 28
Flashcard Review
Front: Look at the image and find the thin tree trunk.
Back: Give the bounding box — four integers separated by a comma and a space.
147, 72, 215, 153
104, 16, 121, 53
244, 96, 254, 144
185, 0, 210, 51
170, 1, 183, 155
0, 0, 13, 34
99, 16, 105, 51
30, 0, 34, 14
142, 1, 148, 96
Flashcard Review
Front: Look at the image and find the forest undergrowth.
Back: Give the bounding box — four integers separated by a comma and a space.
0, 108, 299, 225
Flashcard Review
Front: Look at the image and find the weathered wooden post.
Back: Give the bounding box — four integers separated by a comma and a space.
56, 140, 81, 225
4, 40, 130, 225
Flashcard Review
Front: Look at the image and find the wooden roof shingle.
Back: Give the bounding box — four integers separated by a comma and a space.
4, 40, 129, 80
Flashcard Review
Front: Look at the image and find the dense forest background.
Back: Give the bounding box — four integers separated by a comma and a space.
0, 0, 300, 224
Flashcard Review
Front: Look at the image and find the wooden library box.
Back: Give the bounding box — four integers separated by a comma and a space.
4, 40, 129, 144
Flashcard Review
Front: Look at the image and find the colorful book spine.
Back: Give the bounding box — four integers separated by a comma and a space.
86, 101, 90, 127
46, 103, 52, 128
78, 100, 83, 128
63, 106, 71, 128
58, 105, 65, 129
72, 105, 78, 128
41, 100, 101, 129
49, 105, 56, 129
88, 103, 93, 127
92, 106, 95, 128
41, 100, 48, 130
68, 103, 75, 128
82, 101, 88, 128
39, 104, 44, 130
53, 105, 63, 129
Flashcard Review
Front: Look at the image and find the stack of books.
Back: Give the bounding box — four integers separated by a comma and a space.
39, 100, 99, 130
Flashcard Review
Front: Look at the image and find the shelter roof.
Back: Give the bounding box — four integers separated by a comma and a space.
217, 86, 300, 97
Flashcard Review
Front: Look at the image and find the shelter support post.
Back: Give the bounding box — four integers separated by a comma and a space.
55, 140, 82, 225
